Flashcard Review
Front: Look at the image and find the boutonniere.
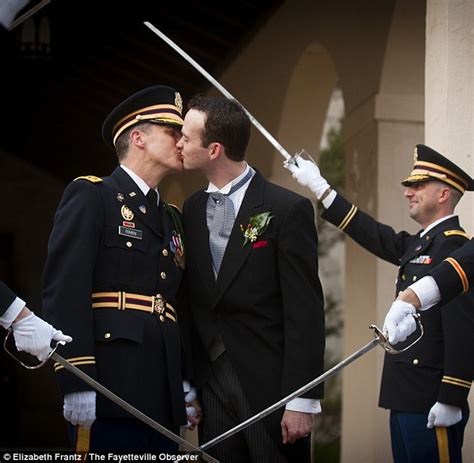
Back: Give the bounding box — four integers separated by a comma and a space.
240, 212, 273, 246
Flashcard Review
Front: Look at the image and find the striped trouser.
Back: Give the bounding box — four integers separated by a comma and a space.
200, 353, 289, 463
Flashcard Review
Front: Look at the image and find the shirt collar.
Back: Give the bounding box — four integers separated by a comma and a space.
205, 163, 250, 195
120, 165, 160, 203
420, 214, 456, 237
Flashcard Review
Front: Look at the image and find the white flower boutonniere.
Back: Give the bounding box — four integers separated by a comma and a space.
240, 212, 273, 247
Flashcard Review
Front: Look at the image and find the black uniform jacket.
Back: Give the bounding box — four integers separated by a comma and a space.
0, 281, 17, 317
43, 167, 186, 426
183, 170, 325, 433
322, 194, 473, 411
430, 238, 474, 304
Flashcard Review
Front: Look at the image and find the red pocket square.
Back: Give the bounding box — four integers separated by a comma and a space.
252, 240, 268, 249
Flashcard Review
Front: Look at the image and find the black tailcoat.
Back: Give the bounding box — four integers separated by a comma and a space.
183, 170, 325, 446
43, 167, 186, 426
322, 194, 474, 411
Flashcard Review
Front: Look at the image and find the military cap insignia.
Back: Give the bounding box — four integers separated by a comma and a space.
74, 175, 103, 183
121, 205, 134, 221
413, 147, 418, 162
175, 92, 183, 113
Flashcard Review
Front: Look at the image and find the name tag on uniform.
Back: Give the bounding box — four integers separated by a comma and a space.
118, 226, 143, 240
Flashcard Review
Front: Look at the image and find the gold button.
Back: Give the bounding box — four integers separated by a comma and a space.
425, 235, 430, 240
160, 272, 167, 279
162, 249, 169, 257
126, 241, 132, 248
159, 315, 165, 322
413, 358, 419, 365
104, 333, 111, 339
413, 276, 417, 281
402, 274, 406, 281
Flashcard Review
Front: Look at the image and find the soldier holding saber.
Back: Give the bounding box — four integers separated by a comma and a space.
287, 145, 474, 462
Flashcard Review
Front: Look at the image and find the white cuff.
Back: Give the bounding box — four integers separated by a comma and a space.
409, 276, 440, 311
182, 380, 191, 393
322, 190, 337, 209
285, 398, 321, 414
0, 297, 26, 329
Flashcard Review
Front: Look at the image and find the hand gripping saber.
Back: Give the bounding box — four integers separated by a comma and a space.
200, 317, 423, 451
3, 330, 219, 463
144, 22, 292, 162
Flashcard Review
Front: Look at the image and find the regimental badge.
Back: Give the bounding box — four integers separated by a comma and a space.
121, 205, 134, 221
413, 147, 418, 162
169, 230, 185, 269
175, 92, 183, 113
139, 205, 147, 214
117, 193, 124, 202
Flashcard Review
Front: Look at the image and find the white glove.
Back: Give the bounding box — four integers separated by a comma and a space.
12, 313, 72, 361
185, 387, 197, 428
427, 402, 462, 428
284, 156, 330, 199
63, 391, 96, 428
383, 300, 417, 344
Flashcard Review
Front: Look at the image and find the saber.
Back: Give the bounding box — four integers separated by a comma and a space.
200, 320, 423, 451
8, 0, 51, 30
3, 332, 219, 463
144, 21, 292, 162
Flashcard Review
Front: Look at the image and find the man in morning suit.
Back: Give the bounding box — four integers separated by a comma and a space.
176, 95, 325, 463
0, 280, 71, 361
43, 85, 198, 452
286, 144, 474, 462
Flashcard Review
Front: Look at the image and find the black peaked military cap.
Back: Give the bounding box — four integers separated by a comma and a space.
102, 85, 184, 149
401, 144, 474, 194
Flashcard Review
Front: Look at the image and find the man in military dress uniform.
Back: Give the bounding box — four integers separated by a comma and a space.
43, 85, 194, 452
286, 145, 474, 462
0, 281, 71, 360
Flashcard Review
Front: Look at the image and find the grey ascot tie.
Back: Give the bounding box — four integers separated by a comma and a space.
207, 169, 253, 275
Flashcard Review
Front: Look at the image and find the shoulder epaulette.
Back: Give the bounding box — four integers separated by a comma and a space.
74, 175, 103, 183
444, 230, 470, 239
166, 203, 182, 214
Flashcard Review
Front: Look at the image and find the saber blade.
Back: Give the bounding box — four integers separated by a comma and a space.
200, 337, 380, 451
144, 21, 292, 161
51, 353, 219, 463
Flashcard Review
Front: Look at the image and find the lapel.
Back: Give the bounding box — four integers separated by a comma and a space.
111, 167, 163, 238
212, 170, 269, 308
399, 216, 461, 266
189, 191, 216, 293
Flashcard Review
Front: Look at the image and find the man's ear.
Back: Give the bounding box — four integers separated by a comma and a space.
438, 186, 451, 204
209, 142, 224, 161
130, 128, 145, 147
